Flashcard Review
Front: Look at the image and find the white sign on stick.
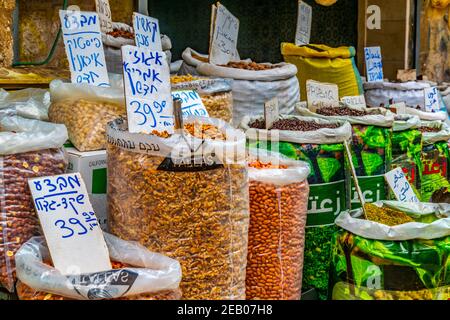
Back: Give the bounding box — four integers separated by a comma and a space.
171, 90, 209, 117
133, 12, 162, 51
122, 45, 173, 134
306, 80, 339, 107
264, 97, 279, 129
385, 167, 419, 203
59, 10, 110, 87
209, 3, 239, 65
95, 0, 113, 33
341, 95, 367, 108
295, 1, 312, 46
424, 87, 441, 113
364, 46, 384, 82
28, 173, 112, 275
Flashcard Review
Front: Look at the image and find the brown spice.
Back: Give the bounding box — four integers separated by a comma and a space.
106, 29, 134, 39
316, 106, 369, 117
364, 203, 414, 226
220, 61, 279, 71
419, 127, 441, 133
249, 118, 339, 131
248, 160, 287, 169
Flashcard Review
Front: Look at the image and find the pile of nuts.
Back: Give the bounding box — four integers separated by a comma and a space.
106, 29, 134, 39
316, 106, 368, 117
419, 127, 441, 133
249, 118, 339, 131
246, 161, 309, 300
0, 149, 67, 290
49, 99, 126, 151
220, 61, 279, 71
170, 75, 201, 84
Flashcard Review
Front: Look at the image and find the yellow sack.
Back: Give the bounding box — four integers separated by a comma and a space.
281, 43, 363, 100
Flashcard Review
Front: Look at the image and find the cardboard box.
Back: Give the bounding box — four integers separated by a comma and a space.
65, 148, 108, 231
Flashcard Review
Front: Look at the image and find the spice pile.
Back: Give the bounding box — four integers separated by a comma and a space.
249, 118, 339, 131
220, 61, 278, 71
364, 203, 414, 226
419, 127, 441, 133
106, 29, 134, 39
316, 106, 368, 117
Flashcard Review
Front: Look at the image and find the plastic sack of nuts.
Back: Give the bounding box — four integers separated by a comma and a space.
172, 78, 234, 123
107, 117, 249, 300
247, 150, 310, 300
241, 115, 351, 300
15, 233, 182, 300
0, 88, 50, 121
49, 75, 126, 152
0, 115, 68, 292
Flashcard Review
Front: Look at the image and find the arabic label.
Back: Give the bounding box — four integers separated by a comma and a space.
28, 173, 112, 275
122, 45, 174, 134
295, 0, 312, 46
424, 87, 441, 113
306, 79, 339, 109
132, 12, 162, 51
209, 3, 239, 65
59, 10, 110, 87
264, 97, 279, 129
95, 0, 113, 33
340, 95, 367, 108
364, 46, 384, 83
171, 90, 209, 118
350, 175, 387, 209
385, 167, 419, 203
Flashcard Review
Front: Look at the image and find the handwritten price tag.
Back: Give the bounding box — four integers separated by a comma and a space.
385, 167, 419, 203
133, 12, 162, 51
209, 3, 239, 65
171, 90, 209, 117
295, 0, 312, 46
264, 97, 279, 129
364, 46, 384, 82
28, 173, 111, 275
424, 87, 441, 113
95, 0, 113, 33
59, 10, 110, 87
122, 45, 173, 134
306, 80, 339, 107
341, 95, 366, 108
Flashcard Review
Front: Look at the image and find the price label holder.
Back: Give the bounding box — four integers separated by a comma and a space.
28, 173, 111, 275
424, 87, 441, 113
295, 0, 312, 46
133, 12, 162, 51
171, 90, 209, 117
364, 46, 384, 83
122, 45, 173, 134
264, 97, 279, 129
306, 79, 339, 110
95, 0, 113, 33
59, 10, 110, 87
209, 2, 239, 65
385, 167, 419, 203
340, 95, 367, 108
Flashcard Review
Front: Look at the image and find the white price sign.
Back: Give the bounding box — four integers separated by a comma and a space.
28, 173, 111, 275
59, 10, 110, 87
390, 102, 407, 114
209, 3, 239, 65
133, 12, 162, 51
295, 1, 312, 46
122, 45, 173, 134
385, 167, 419, 203
171, 90, 209, 117
424, 87, 441, 113
364, 46, 384, 82
341, 95, 367, 108
264, 97, 279, 129
306, 80, 339, 106
95, 0, 113, 33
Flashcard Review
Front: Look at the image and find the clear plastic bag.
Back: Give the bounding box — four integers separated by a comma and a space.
107, 117, 249, 300
15, 233, 182, 300
0, 116, 68, 292
246, 150, 310, 300
0, 88, 50, 121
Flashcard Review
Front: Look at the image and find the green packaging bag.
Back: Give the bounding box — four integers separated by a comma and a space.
297, 104, 394, 209
241, 115, 352, 300
419, 121, 450, 202
331, 201, 450, 300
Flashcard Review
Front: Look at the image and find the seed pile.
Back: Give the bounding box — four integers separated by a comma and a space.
249, 118, 339, 131
364, 203, 414, 226
316, 106, 368, 117
419, 127, 441, 133
220, 61, 278, 71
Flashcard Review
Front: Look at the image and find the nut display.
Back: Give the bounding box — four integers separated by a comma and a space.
49, 99, 126, 151
201, 91, 233, 123
220, 61, 279, 71
249, 118, 339, 131
170, 75, 201, 84
316, 106, 369, 117
106, 29, 134, 39
0, 149, 67, 291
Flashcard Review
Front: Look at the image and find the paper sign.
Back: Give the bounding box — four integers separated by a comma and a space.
59, 10, 110, 87
295, 1, 312, 46
364, 46, 384, 82
133, 12, 162, 51
209, 3, 239, 65
424, 87, 441, 113
385, 168, 419, 203
341, 95, 367, 108
264, 97, 279, 129
171, 90, 209, 117
390, 102, 407, 114
28, 173, 112, 275
95, 0, 113, 33
306, 80, 339, 106
122, 45, 173, 134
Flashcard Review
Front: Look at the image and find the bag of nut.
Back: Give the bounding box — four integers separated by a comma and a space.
107, 116, 249, 300
15, 233, 182, 300
49, 75, 126, 152
0, 115, 68, 292
247, 149, 310, 300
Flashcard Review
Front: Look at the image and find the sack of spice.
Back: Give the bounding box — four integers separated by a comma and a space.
0, 115, 68, 292
0, 88, 50, 121
48, 75, 126, 152
297, 103, 395, 209
171, 76, 234, 123
246, 149, 310, 300
331, 201, 450, 300
15, 233, 182, 300
241, 115, 352, 300
178, 47, 240, 76
418, 120, 450, 201
107, 116, 249, 300
196, 60, 300, 125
